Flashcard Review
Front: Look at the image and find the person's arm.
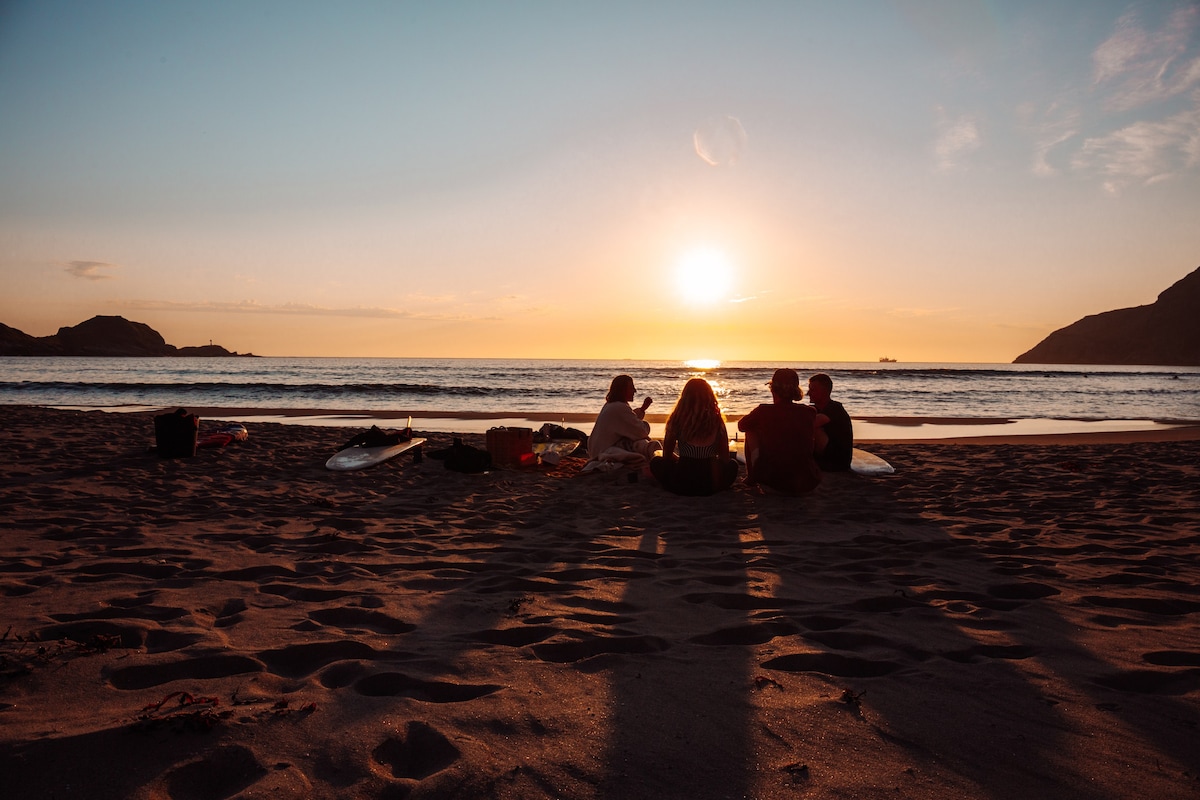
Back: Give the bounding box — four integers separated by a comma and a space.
616, 403, 652, 439
634, 395, 652, 420
715, 423, 730, 458
662, 430, 677, 462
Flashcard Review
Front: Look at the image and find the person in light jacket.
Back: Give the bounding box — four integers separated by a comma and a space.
587, 374, 661, 464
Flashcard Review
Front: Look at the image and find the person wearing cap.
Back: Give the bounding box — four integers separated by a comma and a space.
808, 372, 853, 471
736, 368, 822, 494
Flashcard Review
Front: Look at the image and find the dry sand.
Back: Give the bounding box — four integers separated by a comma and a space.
2, 405, 1199, 799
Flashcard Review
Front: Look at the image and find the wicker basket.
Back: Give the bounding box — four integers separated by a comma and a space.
486, 426, 534, 467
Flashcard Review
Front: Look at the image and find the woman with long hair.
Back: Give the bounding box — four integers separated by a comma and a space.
650, 378, 738, 495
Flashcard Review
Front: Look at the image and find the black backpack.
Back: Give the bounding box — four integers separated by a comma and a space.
429, 438, 492, 474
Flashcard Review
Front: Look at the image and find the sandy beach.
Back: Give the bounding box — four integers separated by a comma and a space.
2, 404, 1199, 799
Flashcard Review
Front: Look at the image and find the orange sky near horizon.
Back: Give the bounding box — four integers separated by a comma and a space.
2, 2, 1198, 363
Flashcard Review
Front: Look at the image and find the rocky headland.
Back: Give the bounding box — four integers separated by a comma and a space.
0, 315, 254, 357
1014, 266, 1200, 366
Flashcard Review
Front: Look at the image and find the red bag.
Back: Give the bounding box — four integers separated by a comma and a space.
486, 427, 534, 467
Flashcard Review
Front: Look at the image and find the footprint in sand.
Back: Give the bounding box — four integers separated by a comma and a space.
530, 634, 670, 664
466, 625, 561, 647
761, 652, 902, 678
307, 607, 416, 635
940, 644, 1039, 663
158, 744, 312, 800
1084, 595, 1200, 616
682, 591, 804, 611
107, 654, 265, 690
353, 672, 503, 702
257, 640, 386, 678
1092, 668, 1200, 695
688, 621, 800, 646
34, 620, 146, 649
371, 721, 461, 781
1143, 650, 1200, 666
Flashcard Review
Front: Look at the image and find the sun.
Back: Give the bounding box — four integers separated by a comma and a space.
675, 247, 734, 306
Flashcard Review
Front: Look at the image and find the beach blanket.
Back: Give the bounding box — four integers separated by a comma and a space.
581, 445, 650, 474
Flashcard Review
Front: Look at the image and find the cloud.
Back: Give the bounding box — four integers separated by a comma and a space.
934, 108, 982, 170
1029, 7, 1200, 190
1022, 101, 1081, 177
120, 299, 501, 322
1071, 98, 1200, 190
885, 306, 963, 319
1093, 6, 1200, 112
64, 260, 118, 280
1032, 129, 1079, 176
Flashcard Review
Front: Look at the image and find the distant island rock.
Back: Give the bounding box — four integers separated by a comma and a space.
1014, 266, 1200, 367
0, 315, 255, 357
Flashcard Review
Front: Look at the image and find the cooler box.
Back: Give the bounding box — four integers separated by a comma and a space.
155, 409, 199, 458
486, 426, 535, 467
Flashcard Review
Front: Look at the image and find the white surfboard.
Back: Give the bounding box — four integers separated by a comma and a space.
326, 438, 427, 471
851, 448, 894, 475
729, 442, 892, 475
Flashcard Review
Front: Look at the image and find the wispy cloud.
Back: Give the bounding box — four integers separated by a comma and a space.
64, 260, 118, 280
1093, 6, 1200, 112
1071, 98, 1200, 192
886, 305, 963, 319
934, 107, 982, 170
1020, 101, 1081, 177
120, 299, 501, 322
1029, 6, 1200, 190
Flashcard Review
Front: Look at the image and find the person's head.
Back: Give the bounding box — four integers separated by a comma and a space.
606, 374, 636, 403
768, 368, 802, 402
808, 373, 833, 406
665, 378, 724, 441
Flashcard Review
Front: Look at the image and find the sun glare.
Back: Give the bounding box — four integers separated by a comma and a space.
676, 247, 734, 306
684, 359, 721, 370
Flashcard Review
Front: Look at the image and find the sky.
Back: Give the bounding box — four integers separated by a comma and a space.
2, 0, 1199, 362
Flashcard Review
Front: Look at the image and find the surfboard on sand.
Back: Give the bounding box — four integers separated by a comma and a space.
326, 438, 427, 471
730, 442, 893, 475
851, 448, 895, 475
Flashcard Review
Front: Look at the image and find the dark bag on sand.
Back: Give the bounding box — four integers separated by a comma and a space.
339, 425, 409, 450
428, 438, 492, 474
537, 423, 588, 451
155, 408, 199, 458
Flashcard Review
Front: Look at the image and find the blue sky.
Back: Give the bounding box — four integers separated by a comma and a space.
2, 1, 1198, 360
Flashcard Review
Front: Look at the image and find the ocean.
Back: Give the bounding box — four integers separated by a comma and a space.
2, 357, 1197, 439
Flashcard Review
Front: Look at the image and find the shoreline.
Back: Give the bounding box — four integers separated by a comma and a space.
45, 403, 1200, 445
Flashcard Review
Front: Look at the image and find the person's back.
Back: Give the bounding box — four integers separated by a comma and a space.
587, 374, 658, 462
809, 372, 853, 471
650, 378, 738, 496
815, 398, 852, 471
589, 399, 650, 458
738, 369, 821, 494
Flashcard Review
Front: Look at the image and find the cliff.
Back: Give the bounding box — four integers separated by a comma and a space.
0, 316, 255, 357
1013, 266, 1200, 366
